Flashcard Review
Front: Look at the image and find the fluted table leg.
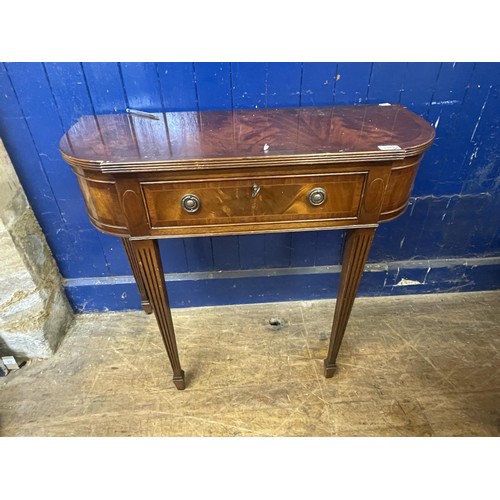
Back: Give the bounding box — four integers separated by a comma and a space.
324, 227, 376, 378
122, 237, 153, 314
130, 239, 185, 390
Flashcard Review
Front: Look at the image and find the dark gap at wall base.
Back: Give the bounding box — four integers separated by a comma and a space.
64, 257, 500, 312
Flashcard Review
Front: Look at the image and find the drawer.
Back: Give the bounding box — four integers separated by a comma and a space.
141, 173, 366, 229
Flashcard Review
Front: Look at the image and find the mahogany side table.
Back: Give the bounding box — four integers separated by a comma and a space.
59, 104, 435, 390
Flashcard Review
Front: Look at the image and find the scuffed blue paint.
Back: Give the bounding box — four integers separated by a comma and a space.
0, 62, 499, 311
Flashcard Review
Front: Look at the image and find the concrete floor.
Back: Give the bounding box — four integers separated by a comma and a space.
1, 291, 499, 436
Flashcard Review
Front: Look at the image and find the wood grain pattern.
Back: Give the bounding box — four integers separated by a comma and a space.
3, 292, 500, 436
130, 239, 185, 390
121, 237, 152, 314
380, 160, 420, 218
58, 104, 435, 389
3, 62, 497, 309
141, 173, 366, 228
75, 175, 127, 230
363, 177, 385, 214
60, 105, 435, 171
64, 105, 434, 240
324, 227, 376, 377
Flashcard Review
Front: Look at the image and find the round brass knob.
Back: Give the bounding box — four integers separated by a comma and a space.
308, 188, 327, 206
181, 194, 201, 213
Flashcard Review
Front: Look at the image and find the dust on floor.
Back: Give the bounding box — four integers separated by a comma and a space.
1, 291, 499, 436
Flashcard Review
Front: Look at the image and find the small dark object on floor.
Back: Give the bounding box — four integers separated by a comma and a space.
0, 358, 8, 377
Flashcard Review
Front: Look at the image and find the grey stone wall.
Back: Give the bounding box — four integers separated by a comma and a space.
0, 140, 73, 358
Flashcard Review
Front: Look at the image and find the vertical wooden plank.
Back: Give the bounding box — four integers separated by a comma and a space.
390, 198, 428, 262
97, 233, 136, 276
119, 63, 163, 111
231, 62, 267, 109
5, 62, 83, 220
4, 63, 59, 117
184, 237, 214, 272
42, 158, 86, 202
44, 61, 101, 168
263, 233, 292, 268
300, 62, 337, 107
239, 234, 292, 270
239, 234, 266, 269
267, 62, 302, 107
56, 228, 115, 278
444, 63, 491, 193
457, 63, 500, 193
156, 63, 198, 111
425, 62, 475, 128
158, 240, 189, 273
43, 63, 94, 200
0, 62, 22, 118
4, 62, 65, 161
315, 231, 344, 266
0, 123, 110, 279
42, 63, 127, 277
399, 62, 441, 117
194, 62, 232, 110
415, 63, 476, 196
431, 62, 476, 104
366, 62, 406, 103
0, 63, 63, 228
369, 205, 415, 262
426, 197, 466, 258
290, 231, 317, 267
334, 63, 372, 104
472, 191, 500, 253
81, 62, 128, 113
429, 63, 492, 195
44, 62, 94, 129
3, 60, 497, 309
4, 63, 114, 278
211, 236, 240, 271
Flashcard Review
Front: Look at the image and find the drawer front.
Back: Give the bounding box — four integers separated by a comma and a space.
141, 173, 366, 229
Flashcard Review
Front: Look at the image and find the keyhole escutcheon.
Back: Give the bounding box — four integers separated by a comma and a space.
252, 183, 261, 198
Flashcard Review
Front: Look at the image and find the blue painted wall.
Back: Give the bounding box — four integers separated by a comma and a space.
0, 62, 499, 311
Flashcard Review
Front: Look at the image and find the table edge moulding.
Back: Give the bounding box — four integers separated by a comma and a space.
59, 104, 435, 390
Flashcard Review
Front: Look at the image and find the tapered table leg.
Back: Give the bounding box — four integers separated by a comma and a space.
122, 237, 153, 314
324, 227, 376, 378
129, 239, 185, 390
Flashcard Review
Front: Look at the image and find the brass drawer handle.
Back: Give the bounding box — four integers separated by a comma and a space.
181, 194, 201, 213
308, 187, 327, 206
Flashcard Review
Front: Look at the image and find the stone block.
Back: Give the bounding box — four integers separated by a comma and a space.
0, 140, 73, 358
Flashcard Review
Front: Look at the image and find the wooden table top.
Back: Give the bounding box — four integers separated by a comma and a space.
59, 104, 435, 171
